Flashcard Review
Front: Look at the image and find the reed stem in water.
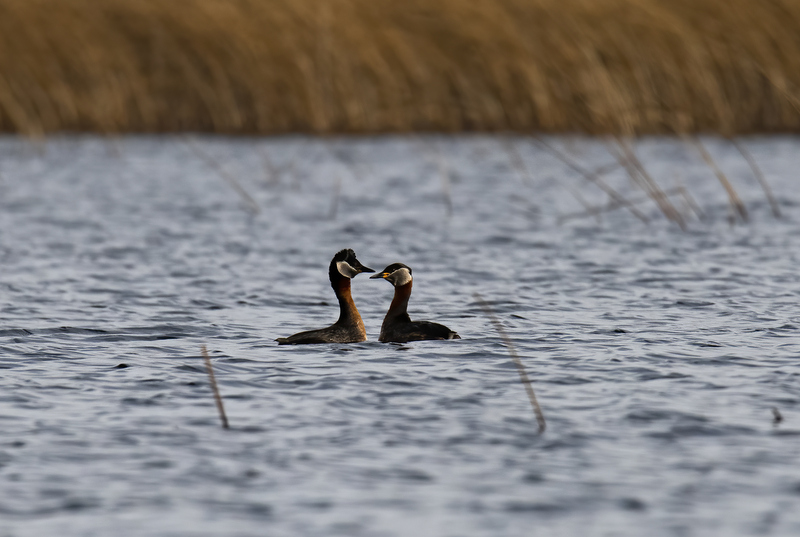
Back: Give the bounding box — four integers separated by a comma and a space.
185, 137, 260, 214
610, 139, 687, 230
731, 139, 781, 218
533, 136, 649, 224
201, 345, 229, 430
329, 174, 342, 220
686, 137, 748, 222
474, 293, 546, 434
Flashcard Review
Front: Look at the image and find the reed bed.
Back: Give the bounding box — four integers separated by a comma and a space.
1, 0, 800, 135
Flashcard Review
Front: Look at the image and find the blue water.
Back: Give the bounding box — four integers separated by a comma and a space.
1, 135, 799, 536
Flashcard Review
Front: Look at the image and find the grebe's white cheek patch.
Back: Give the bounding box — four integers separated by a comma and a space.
390, 267, 412, 286
336, 261, 359, 278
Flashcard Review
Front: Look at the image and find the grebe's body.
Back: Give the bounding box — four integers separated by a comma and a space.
277, 249, 374, 344
371, 263, 460, 343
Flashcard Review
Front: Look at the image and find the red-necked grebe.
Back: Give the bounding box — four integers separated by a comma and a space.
370, 263, 460, 343
276, 249, 374, 344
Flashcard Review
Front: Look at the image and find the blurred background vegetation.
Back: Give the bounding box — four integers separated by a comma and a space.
1, 0, 799, 136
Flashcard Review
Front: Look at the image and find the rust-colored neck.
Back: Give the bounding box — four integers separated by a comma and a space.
386, 281, 412, 320
334, 277, 365, 332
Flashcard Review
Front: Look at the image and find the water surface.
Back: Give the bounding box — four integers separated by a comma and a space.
1, 136, 799, 536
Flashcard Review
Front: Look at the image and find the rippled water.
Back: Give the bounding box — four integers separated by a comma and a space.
1, 135, 799, 536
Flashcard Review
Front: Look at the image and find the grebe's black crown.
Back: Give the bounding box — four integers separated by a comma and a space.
329, 249, 374, 280
383, 263, 411, 275
370, 262, 413, 286
333, 249, 356, 263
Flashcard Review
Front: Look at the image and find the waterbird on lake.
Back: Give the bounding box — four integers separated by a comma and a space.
370, 263, 460, 343
276, 249, 374, 344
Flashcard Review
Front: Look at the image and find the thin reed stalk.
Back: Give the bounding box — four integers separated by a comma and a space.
593, 162, 622, 176
438, 156, 454, 218
610, 139, 687, 230
327, 143, 366, 183
474, 293, 546, 434
560, 161, 622, 220
687, 137, 748, 222
564, 184, 602, 225
261, 147, 280, 186
502, 139, 534, 185
201, 345, 229, 430
421, 140, 454, 218
673, 175, 706, 220
185, 137, 260, 214
681, 189, 705, 221
730, 139, 781, 218
558, 186, 687, 224
329, 175, 342, 220
533, 137, 650, 224
105, 136, 123, 160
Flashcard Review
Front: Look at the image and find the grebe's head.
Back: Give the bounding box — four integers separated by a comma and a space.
370, 263, 412, 287
331, 249, 374, 279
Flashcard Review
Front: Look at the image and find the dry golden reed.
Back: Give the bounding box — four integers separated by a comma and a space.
1, 0, 799, 135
